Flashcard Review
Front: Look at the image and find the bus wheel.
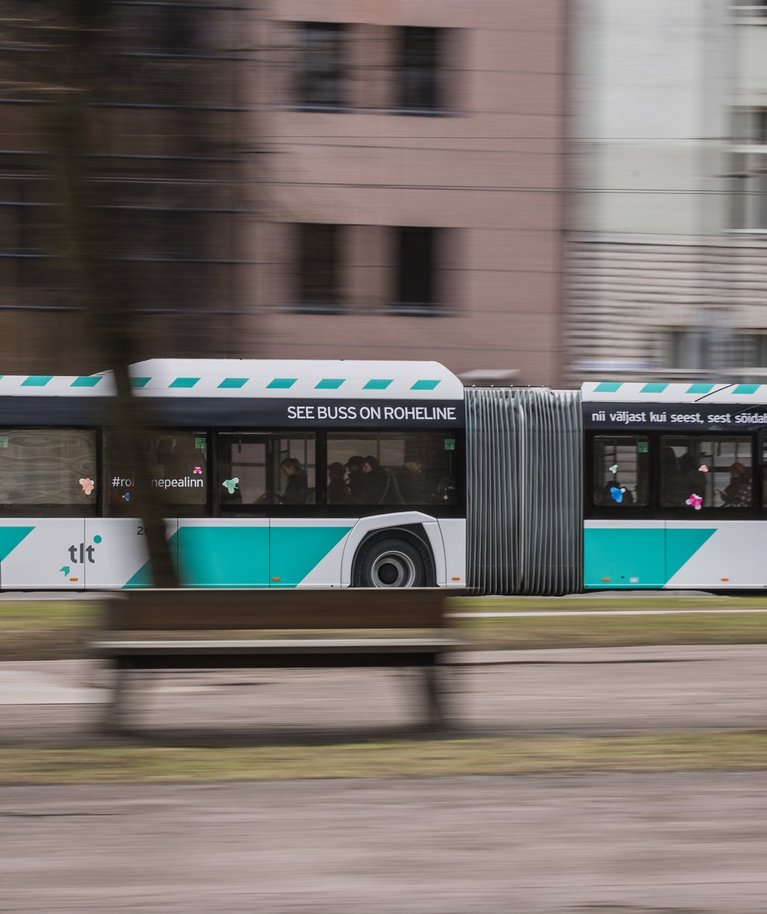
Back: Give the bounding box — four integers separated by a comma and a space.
357, 538, 426, 588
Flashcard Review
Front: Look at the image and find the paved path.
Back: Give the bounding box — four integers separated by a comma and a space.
2, 774, 767, 913
2, 644, 767, 745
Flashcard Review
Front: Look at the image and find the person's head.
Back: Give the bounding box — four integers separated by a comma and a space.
730, 461, 747, 478
404, 459, 422, 475
328, 461, 346, 482
679, 453, 697, 472
363, 455, 380, 474
346, 455, 364, 474
281, 457, 301, 477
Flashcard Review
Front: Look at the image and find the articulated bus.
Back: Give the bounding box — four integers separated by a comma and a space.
2, 362, 766, 593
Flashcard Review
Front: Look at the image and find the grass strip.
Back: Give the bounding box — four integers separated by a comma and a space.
460, 611, 767, 650
2, 731, 767, 784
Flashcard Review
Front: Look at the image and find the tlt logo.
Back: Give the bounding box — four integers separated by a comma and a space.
60, 534, 102, 577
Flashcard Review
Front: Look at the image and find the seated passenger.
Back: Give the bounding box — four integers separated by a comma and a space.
719, 462, 752, 507
327, 461, 350, 504
280, 457, 308, 505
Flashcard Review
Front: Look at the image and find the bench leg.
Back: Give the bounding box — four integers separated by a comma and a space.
421, 660, 449, 730
103, 658, 131, 733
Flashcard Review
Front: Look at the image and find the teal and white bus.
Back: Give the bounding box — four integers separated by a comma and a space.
0, 359, 465, 590
4, 362, 765, 594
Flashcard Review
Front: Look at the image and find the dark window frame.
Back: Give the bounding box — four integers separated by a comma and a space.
295, 222, 342, 313
393, 226, 441, 314
397, 26, 443, 114
294, 21, 347, 111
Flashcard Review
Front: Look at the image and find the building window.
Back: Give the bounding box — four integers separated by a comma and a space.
295, 22, 345, 109
732, 152, 767, 229
394, 227, 439, 313
398, 27, 443, 112
297, 223, 340, 312
733, 107, 767, 144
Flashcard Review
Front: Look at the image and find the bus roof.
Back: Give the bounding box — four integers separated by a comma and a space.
582, 381, 767, 405
0, 359, 464, 401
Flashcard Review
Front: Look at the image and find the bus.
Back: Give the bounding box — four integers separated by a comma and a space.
3, 362, 765, 593
0, 359, 466, 590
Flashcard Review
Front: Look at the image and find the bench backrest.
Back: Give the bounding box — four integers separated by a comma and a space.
105, 588, 448, 631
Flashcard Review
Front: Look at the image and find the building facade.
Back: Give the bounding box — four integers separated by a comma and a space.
568, 0, 767, 382
242, 0, 568, 383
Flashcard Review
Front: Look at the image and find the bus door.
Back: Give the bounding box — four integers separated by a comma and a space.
178, 432, 270, 587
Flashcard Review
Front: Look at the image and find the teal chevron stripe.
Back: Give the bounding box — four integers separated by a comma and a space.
177, 526, 270, 586
270, 526, 351, 586
315, 379, 345, 389
170, 377, 200, 388
665, 528, 716, 580
22, 376, 52, 387
0, 526, 34, 561
411, 380, 440, 390
364, 379, 393, 390
218, 377, 248, 389
130, 377, 150, 389
594, 382, 622, 393
734, 384, 760, 395
267, 378, 297, 389
584, 527, 716, 588
71, 376, 102, 387
687, 383, 714, 394
641, 383, 668, 393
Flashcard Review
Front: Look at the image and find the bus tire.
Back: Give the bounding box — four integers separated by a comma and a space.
354, 537, 427, 588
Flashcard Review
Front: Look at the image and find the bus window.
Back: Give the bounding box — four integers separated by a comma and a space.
660, 436, 752, 509
592, 436, 649, 507
217, 432, 316, 507
327, 431, 457, 506
106, 430, 208, 514
0, 428, 97, 515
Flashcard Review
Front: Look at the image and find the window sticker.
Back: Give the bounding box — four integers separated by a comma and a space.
685, 493, 703, 511
608, 464, 619, 475
79, 478, 95, 496
222, 477, 240, 495
609, 485, 625, 504
193, 466, 203, 475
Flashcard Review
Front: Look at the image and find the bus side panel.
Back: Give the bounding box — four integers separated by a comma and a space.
0, 519, 85, 589
437, 518, 467, 588
665, 522, 763, 589
269, 519, 353, 588
177, 519, 270, 587
84, 518, 178, 589
584, 520, 666, 589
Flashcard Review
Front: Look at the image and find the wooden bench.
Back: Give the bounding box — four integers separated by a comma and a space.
93, 588, 460, 732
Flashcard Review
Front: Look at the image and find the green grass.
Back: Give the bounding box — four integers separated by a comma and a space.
5, 596, 767, 659
2, 731, 767, 784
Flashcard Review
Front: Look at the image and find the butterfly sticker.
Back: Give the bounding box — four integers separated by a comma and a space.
79, 478, 95, 496
609, 485, 625, 504
608, 464, 619, 475
685, 493, 703, 511
193, 466, 203, 475
222, 477, 239, 495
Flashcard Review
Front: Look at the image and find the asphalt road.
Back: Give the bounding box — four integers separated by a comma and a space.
2, 773, 767, 913
2, 643, 767, 745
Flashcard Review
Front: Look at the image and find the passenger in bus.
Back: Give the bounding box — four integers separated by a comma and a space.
327, 461, 350, 504
361, 455, 404, 505
677, 452, 708, 506
346, 455, 366, 503
719, 462, 752, 507
396, 458, 427, 504
280, 457, 308, 505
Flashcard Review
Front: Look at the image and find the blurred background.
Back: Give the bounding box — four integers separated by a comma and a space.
2, 0, 767, 385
